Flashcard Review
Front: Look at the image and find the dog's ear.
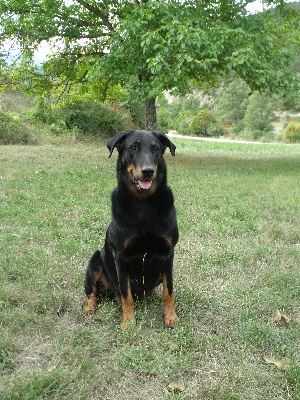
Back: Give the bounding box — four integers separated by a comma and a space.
155, 132, 176, 156
107, 130, 132, 158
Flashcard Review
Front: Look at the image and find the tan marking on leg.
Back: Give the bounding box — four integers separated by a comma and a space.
83, 268, 112, 315
120, 277, 135, 330
83, 292, 98, 314
162, 274, 179, 328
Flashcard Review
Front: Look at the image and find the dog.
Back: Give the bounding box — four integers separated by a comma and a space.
83, 130, 179, 329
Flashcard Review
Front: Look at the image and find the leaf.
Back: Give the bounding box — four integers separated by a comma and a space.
264, 358, 284, 369
281, 313, 290, 324
274, 309, 290, 325
274, 309, 282, 322
167, 377, 185, 392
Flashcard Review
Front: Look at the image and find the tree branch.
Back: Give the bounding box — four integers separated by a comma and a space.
58, 51, 105, 59
74, 0, 114, 31
67, 33, 109, 39
101, 78, 111, 102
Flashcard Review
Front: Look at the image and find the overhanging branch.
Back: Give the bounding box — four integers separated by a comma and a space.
74, 0, 114, 31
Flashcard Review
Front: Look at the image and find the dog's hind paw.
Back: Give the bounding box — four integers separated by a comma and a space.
82, 293, 98, 316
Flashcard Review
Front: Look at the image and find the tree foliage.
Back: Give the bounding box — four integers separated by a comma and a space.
243, 92, 278, 138
0, 0, 299, 129
215, 78, 250, 125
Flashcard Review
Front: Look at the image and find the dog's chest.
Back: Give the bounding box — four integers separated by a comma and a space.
124, 233, 173, 257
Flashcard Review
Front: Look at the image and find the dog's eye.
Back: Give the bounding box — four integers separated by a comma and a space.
130, 145, 137, 150
153, 145, 159, 151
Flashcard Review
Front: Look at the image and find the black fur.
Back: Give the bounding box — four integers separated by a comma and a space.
84, 130, 179, 328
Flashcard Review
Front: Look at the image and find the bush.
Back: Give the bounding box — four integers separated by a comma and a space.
61, 102, 132, 138
157, 107, 172, 133
173, 110, 195, 135
284, 121, 300, 143
190, 109, 220, 137
233, 119, 245, 135
33, 97, 55, 124
0, 112, 33, 144
127, 101, 144, 128
207, 123, 225, 137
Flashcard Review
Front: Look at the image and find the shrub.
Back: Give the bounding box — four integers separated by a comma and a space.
33, 97, 55, 124
190, 109, 220, 137
233, 119, 246, 135
284, 121, 300, 143
61, 102, 132, 138
157, 107, 172, 133
207, 123, 225, 137
0, 112, 32, 144
127, 101, 144, 128
173, 110, 195, 135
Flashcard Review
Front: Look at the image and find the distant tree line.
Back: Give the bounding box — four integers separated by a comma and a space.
1, 81, 299, 145
156, 76, 300, 142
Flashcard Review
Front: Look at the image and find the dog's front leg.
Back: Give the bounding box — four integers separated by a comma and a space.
119, 270, 135, 330
162, 264, 179, 328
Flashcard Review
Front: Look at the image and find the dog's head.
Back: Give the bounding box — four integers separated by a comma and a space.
107, 130, 176, 196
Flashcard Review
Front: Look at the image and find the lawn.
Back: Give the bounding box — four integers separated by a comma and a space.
1, 140, 300, 399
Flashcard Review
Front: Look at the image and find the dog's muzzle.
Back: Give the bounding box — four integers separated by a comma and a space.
131, 172, 153, 190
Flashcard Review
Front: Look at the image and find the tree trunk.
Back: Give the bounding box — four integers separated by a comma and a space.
144, 97, 157, 130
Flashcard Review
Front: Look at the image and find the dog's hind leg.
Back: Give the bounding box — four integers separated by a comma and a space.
83, 250, 111, 314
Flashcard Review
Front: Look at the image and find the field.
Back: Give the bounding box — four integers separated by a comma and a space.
1, 140, 300, 399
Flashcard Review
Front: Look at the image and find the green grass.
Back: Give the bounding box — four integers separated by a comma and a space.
1, 140, 300, 399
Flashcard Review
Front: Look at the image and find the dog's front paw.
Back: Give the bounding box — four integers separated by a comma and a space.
82, 304, 96, 315
164, 312, 179, 328
121, 317, 135, 330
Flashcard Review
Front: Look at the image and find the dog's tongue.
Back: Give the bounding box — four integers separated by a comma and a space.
138, 180, 152, 190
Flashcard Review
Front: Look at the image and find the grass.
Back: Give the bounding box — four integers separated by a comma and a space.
1, 140, 300, 399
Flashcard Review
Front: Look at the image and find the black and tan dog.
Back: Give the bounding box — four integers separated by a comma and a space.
83, 130, 179, 329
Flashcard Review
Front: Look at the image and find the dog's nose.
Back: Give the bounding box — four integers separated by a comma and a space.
142, 167, 155, 176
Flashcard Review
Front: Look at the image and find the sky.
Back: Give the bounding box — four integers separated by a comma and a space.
246, 0, 265, 12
